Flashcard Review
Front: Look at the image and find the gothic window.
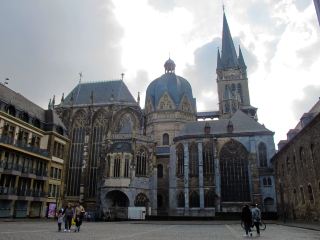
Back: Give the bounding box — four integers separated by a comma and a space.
189, 191, 200, 208
134, 193, 149, 207
224, 103, 230, 113
220, 140, 250, 202
224, 85, 229, 99
189, 143, 198, 177
263, 178, 267, 186
293, 189, 298, 205
67, 110, 86, 196
117, 113, 134, 134
237, 83, 243, 102
124, 156, 129, 178
163, 133, 169, 145
300, 186, 305, 204
231, 83, 236, 93
204, 190, 215, 208
267, 177, 272, 186
203, 142, 214, 176
157, 164, 163, 178
258, 142, 268, 167
308, 184, 314, 204
177, 192, 185, 208
176, 144, 184, 177
299, 147, 305, 164
136, 149, 147, 176
114, 156, 121, 178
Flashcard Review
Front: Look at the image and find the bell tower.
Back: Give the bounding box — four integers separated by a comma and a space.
216, 12, 257, 119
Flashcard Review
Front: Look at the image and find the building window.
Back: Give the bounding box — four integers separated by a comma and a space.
157, 164, 163, 178
293, 189, 298, 205
136, 149, 147, 176
176, 144, 184, 177
162, 133, 169, 145
189, 191, 200, 208
20, 112, 29, 123
189, 143, 198, 177
6, 105, 16, 116
106, 156, 111, 178
263, 178, 267, 186
203, 142, 214, 176
264, 197, 274, 212
124, 156, 129, 178
114, 156, 121, 178
258, 142, 267, 167
300, 186, 305, 204
33, 118, 41, 128
177, 192, 185, 208
267, 177, 272, 186
300, 147, 305, 164
237, 83, 243, 102
204, 190, 215, 207
308, 184, 314, 204
220, 140, 250, 202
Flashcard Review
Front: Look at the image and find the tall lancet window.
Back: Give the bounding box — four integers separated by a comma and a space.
258, 142, 268, 167
176, 144, 184, 177
189, 143, 198, 177
203, 142, 214, 176
237, 84, 243, 103
136, 149, 147, 176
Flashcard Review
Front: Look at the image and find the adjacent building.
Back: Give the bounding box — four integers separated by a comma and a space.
0, 84, 69, 218
56, 12, 277, 219
272, 100, 320, 221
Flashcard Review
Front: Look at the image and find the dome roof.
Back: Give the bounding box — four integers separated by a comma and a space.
146, 60, 196, 111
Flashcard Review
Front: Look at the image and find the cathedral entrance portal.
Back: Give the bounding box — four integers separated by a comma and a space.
105, 190, 129, 219
219, 140, 250, 202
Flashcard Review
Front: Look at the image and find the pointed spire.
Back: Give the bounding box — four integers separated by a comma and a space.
48, 98, 52, 110
61, 93, 64, 103
217, 48, 222, 70
221, 12, 239, 69
137, 92, 140, 105
52, 95, 55, 109
238, 46, 247, 70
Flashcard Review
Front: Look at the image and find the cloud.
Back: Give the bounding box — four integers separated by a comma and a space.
292, 85, 320, 119
294, 0, 312, 11
148, 0, 176, 12
0, 0, 124, 108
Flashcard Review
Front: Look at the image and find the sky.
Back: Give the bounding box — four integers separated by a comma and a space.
0, 0, 319, 147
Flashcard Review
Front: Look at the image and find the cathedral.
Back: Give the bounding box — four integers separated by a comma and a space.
56, 12, 276, 219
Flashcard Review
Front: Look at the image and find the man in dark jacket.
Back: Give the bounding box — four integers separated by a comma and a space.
241, 204, 252, 237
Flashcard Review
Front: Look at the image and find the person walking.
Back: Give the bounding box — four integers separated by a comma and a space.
63, 203, 74, 232
241, 204, 253, 237
74, 201, 85, 232
252, 204, 262, 236
57, 209, 64, 232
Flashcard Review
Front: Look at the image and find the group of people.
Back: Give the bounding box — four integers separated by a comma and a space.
241, 204, 262, 237
56, 202, 85, 232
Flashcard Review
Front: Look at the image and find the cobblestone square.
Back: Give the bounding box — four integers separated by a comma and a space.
0, 221, 319, 240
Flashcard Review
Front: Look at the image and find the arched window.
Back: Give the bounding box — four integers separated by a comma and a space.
20, 112, 29, 123
231, 83, 236, 92
237, 83, 243, 102
157, 164, 163, 178
33, 118, 41, 128
134, 193, 149, 207
293, 189, 298, 205
114, 156, 121, 178
177, 192, 185, 208
300, 186, 305, 204
162, 133, 169, 145
124, 156, 129, 178
204, 190, 215, 208
6, 105, 16, 116
189, 143, 198, 177
258, 142, 267, 167
308, 184, 314, 204
263, 178, 267, 186
189, 191, 200, 208
299, 147, 305, 164
267, 177, 272, 186
224, 85, 229, 99
176, 144, 184, 177
203, 142, 214, 176
220, 140, 250, 202
136, 149, 147, 176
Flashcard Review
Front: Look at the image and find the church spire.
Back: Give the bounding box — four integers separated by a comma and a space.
238, 45, 247, 70
220, 12, 239, 69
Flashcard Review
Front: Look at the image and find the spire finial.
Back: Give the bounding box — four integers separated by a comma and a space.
121, 73, 124, 81
223, 3, 225, 13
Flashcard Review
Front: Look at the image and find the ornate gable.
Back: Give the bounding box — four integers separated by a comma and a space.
157, 92, 175, 111
179, 95, 193, 113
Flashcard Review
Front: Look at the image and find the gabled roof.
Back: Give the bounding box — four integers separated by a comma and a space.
176, 110, 272, 138
61, 80, 137, 107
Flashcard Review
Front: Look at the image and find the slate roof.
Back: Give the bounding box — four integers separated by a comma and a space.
61, 80, 137, 107
176, 110, 272, 139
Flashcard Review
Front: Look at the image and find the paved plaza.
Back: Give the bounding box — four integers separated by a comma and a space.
0, 221, 319, 240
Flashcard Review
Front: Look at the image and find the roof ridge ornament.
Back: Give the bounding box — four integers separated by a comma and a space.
164, 58, 176, 73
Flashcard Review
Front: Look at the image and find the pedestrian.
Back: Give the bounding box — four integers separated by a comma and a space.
63, 203, 74, 232
241, 204, 252, 237
74, 201, 85, 232
251, 204, 262, 236
57, 209, 64, 232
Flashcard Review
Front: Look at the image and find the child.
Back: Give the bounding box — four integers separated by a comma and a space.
57, 209, 64, 232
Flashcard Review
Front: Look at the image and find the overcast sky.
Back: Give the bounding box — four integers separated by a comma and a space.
0, 0, 319, 146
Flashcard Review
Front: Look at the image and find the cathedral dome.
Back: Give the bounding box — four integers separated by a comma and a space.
145, 59, 196, 112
